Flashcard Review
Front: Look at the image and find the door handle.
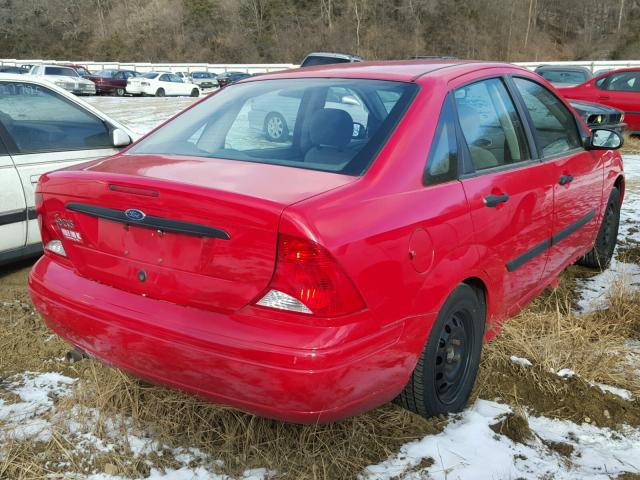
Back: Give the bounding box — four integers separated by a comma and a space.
483, 193, 510, 208
559, 175, 574, 186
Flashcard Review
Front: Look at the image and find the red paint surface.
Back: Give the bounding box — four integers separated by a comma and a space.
29, 61, 624, 423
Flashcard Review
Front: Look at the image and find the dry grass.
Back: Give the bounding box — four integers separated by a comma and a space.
622, 134, 640, 155
1, 260, 639, 478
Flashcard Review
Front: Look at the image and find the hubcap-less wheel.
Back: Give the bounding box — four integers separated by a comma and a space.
191, 88, 199, 97
396, 283, 484, 418
434, 311, 473, 405
264, 113, 287, 141
577, 186, 620, 270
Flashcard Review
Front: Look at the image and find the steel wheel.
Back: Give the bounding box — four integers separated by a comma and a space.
433, 310, 474, 405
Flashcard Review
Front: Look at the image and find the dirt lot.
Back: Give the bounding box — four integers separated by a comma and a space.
1, 99, 639, 479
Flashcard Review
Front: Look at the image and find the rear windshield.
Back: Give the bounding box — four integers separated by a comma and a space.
141, 72, 159, 79
44, 67, 78, 77
98, 70, 117, 77
537, 69, 589, 84
192, 72, 212, 79
128, 78, 417, 175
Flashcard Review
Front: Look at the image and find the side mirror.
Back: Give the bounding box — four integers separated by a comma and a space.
587, 129, 623, 150
112, 128, 132, 147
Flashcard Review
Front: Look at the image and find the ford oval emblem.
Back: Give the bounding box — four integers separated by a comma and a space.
124, 208, 146, 221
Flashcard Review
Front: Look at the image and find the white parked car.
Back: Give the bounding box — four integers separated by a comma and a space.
29, 65, 96, 95
0, 73, 135, 265
126, 72, 200, 97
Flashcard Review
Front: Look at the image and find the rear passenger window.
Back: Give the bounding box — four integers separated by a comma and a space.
513, 78, 581, 158
0, 82, 111, 153
454, 78, 530, 172
424, 96, 457, 184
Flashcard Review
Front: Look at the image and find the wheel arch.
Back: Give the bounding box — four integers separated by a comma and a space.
614, 174, 625, 203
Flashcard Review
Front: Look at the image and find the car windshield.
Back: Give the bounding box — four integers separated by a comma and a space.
44, 67, 79, 77
538, 69, 588, 84
129, 78, 417, 175
142, 72, 159, 79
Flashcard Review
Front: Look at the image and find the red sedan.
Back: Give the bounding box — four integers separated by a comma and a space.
89, 69, 141, 96
29, 61, 625, 423
556, 67, 640, 134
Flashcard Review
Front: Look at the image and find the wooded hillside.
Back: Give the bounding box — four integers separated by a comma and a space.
0, 0, 638, 63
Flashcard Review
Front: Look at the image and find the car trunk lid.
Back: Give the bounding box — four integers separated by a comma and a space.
39, 154, 357, 313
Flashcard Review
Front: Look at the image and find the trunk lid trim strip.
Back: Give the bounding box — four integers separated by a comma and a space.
65, 202, 231, 240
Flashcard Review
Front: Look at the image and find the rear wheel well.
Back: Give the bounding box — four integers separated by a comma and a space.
614, 175, 625, 201
462, 277, 487, 313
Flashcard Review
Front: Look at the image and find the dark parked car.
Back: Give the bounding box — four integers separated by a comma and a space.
62, 64, 93, 78
569, 99, 626, 134
216, 71, 252, 87
88, 69, 141, 96
300, 52, 363, 67
534, 65, 593, 88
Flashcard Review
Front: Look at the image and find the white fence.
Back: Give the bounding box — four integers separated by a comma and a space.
2, 58, 640, 74
0, 59, 297, 75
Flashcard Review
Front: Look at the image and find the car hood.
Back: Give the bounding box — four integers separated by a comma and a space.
568, 99, 622, 115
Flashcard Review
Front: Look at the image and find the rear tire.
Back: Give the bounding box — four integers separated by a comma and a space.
577, 186, 620, 270
156, 88, 165, 97
190, 88, 199, 97
396, 284, 484, 417
114, 87, 125, 97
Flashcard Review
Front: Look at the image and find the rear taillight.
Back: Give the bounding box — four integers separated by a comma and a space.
255, 234, 365, 317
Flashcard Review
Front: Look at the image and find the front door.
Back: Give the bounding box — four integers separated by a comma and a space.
454, 76, 556, 313
512, 77, 604, 276
0, 146, 27, 254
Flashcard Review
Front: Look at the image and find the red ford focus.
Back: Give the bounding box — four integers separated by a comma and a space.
556, 67, 640, 134
29, 61, 625, 423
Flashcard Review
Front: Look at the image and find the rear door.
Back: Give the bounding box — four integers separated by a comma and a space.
511, 77, 604, 276
0, 131, 27, 255
454, 76, 556, 311
0, 80, 119, 247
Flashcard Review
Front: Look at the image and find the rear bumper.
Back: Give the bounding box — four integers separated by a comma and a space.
29, 256, 428, 423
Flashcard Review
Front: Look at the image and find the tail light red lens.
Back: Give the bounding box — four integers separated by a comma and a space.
255, 234, 366, 317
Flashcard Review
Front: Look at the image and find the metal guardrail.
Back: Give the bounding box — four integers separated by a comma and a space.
0, 59, 298, 74
2, 58, 640, 74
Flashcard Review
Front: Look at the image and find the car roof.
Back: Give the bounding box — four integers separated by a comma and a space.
247, 60, 527, 83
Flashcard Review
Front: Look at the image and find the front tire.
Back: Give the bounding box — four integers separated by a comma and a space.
577, 186, 620, 270
156, 88, 165, 97
397, 284, 484, 417
264, 112, 288, 142
190, 88, 199, 97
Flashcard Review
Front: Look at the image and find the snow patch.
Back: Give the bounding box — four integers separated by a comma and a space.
362, 399, 640, 480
